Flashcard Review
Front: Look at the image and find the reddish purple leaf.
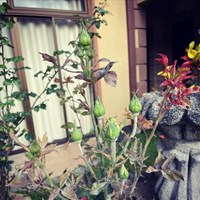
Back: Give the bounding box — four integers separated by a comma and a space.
104, 70, 117, 87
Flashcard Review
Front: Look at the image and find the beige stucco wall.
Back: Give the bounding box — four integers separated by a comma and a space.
95, 0, 130, 124
11, 0, 130, 177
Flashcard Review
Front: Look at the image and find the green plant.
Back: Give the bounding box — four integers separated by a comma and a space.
2, 1, 200, 200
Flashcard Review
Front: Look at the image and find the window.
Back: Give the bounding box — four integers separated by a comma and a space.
13, 0, 85, 11
2, 0, 93, 146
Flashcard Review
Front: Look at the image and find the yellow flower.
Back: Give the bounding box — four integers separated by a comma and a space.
187, 49, 198, 59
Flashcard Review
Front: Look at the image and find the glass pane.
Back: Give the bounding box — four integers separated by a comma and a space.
13, 0, 85, 11
0, 0, 6, 3
17, 17, 67, 142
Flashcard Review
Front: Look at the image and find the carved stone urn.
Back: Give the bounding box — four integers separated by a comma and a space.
140, 91, 200, 200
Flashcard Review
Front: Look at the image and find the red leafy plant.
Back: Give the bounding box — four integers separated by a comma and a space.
156, 53, 200, 109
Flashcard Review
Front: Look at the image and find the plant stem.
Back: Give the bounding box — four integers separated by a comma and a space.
131, 113, 139, 138
111, 140, 116, 165
98, 117, 104, 141
66, 84, 83, 133
38, 159, 54, 188
78, 142, 98, 182
142, 119, 159, 159
129, 164, 141, 196
120, 179, 126, 196
141, 93, 169, 159
120, 113, 139, 156
129, 94, 169, 196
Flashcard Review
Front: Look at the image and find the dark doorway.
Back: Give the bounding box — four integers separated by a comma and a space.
172, 19, 194, 62
144, 0, 198, 90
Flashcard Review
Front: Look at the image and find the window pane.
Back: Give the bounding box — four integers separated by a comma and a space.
13, 0, 85, 11
17, 17, 67, 142
16, 17, 93, 142
0, 0, 6, 3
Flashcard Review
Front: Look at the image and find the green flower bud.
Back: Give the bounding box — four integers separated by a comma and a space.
29, 141, 41, 156
107, 117, 120, 141
120, 164, 129, 179
129, 94, 142, 114
86, 47, 95, 59
79, 25, 91, 47
77, 46, 84, 58
93, 97, 106, 118
25, 152, 35, 160
34, 162, 39, 168
71, 127, 83, 143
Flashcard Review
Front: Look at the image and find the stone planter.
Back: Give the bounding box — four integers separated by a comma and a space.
141, 92, 200, 200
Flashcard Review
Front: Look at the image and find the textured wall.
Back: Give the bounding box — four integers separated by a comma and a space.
94, 0, 130, 123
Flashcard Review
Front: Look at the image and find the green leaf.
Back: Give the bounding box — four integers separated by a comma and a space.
28, 92, 37, 98
40, 103, 46, 110
81, 111, 90, 116
11, 91, 23, 100
34, 71, 44, 77
13, 78, 21, 87
53, 50, 70, 56
0, 3, 11, 14
6, 56, 24, 63
95, 21, 101, 29
73, 165, 86, 176
46, 84, 57, 94
61, 122, 75, 129
3, 79, 12, 86
6, 99, 15, 106
34, 106, 40, 112
56, 88, 65, 97
135, 131, 158, 166
0, 64, 6, 69
90, 182, 107, 196
71, 63, 78, 69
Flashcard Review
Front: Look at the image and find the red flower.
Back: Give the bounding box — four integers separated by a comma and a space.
82, 197, 87, 200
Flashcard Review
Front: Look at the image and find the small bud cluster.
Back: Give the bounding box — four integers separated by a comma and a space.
77, 24, 94, 60
26, 141, 41, 159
